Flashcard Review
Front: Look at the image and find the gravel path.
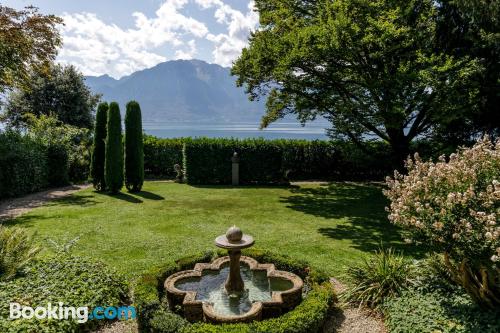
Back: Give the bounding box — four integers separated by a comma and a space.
0, 184, 90, 221
325, 278, 387, 333
93, 321, 138, 333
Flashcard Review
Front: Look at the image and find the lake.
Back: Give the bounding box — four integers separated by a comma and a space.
143, 121, 329, 140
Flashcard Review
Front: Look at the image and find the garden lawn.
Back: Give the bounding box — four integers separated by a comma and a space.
6, 181, 419, 279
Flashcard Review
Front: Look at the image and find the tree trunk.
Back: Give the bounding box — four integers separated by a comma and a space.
387, 129, 410, 171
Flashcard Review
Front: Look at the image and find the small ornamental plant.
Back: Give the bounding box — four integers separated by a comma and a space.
385, 137, 500, 308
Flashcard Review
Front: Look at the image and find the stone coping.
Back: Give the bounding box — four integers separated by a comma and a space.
214, 235, 255, 250
164, 256, 304, 323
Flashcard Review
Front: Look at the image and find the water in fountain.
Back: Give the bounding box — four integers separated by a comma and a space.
175, 262, 293, 316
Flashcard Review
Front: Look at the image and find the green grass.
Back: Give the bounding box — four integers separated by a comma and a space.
5, 181, 420, 280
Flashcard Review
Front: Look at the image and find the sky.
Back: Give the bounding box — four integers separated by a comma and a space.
4, 0, 259, 78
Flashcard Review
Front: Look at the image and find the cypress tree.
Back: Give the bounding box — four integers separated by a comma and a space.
124, 101, 144, 192
104, 102, 123, 193
90, 102, 108, 191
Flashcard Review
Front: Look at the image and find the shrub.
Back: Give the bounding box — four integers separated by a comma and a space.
25, 113, 90, 183
133, 249, 333, 333
0, 225, 39, 281
385, 137, 500, 308
0, 254, 128, 332
342, 247, 416, 309
124, 101, 144, 192
90, 102, 108, 191
46, 143, 69, 186
383, 287, 500, 333
105, 102, 124, 193
0, 131, 48, 199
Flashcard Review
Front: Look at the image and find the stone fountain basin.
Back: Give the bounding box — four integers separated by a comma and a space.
164, 256, 304, 323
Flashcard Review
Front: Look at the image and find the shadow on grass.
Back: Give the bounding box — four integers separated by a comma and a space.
103, 192, 143, 203
48, 194, 99, 207
3, 214, 54, 227
281, 182, 425, 257
189, 184, 300, 190
133, 191, 164, 200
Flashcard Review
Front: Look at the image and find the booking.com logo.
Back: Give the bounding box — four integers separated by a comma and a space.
9, 302, 136, 323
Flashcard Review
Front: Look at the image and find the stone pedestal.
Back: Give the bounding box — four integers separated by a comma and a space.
231, 152, 239, 186
225, 250, 244, 292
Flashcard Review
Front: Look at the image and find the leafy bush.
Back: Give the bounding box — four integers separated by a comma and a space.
134, 249, 334, 333
105, 102, 124, 193
25, 113, 91, 183
385, 137, 500, 307
124, 101, 144, 192
384, 287, 500, 333
0, 225, 39, 281
342, 247, 416, 309
0, 131, 48, 199
90, 102, 108, 191
0, 254, 128, 332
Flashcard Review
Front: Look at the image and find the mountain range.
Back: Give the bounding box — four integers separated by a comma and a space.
84, 59, 265, 123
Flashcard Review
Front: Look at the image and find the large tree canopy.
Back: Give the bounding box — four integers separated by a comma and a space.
0, 6, 62, 93
232, 0, 484, 165
2, 64, 100, 129
434, 0, 500, 142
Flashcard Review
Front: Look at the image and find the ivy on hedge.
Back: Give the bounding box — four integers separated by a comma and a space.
133, 249, 334, 333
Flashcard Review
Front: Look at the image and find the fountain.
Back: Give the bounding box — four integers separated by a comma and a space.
215, 225, 254, 293
164, 226, 304, 323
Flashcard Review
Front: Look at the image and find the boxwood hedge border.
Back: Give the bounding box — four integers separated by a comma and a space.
133, 249, 335, 333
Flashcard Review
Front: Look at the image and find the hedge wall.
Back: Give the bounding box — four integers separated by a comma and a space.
133, 249, 334, 333
0, 131, 71, 199
0, 132, 48, 199
143, 136, 393, 184
144, 136, 185, 179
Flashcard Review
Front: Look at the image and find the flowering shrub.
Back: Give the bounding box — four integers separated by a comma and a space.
385, 137, 500, 308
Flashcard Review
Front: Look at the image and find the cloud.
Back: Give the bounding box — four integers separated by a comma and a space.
175, 39, 198, 59
196, 0, 259, 67
58, 1, 258, 77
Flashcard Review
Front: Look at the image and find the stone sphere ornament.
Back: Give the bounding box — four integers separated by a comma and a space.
226, 225, 243, 243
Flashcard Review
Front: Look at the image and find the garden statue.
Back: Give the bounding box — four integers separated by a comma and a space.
174, 163, 183, 183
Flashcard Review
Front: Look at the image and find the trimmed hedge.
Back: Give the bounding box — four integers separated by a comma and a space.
0, 131, 48, 199
143, 136, 393, 183
144, 136, 185, 179
133, 249, 334, 333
